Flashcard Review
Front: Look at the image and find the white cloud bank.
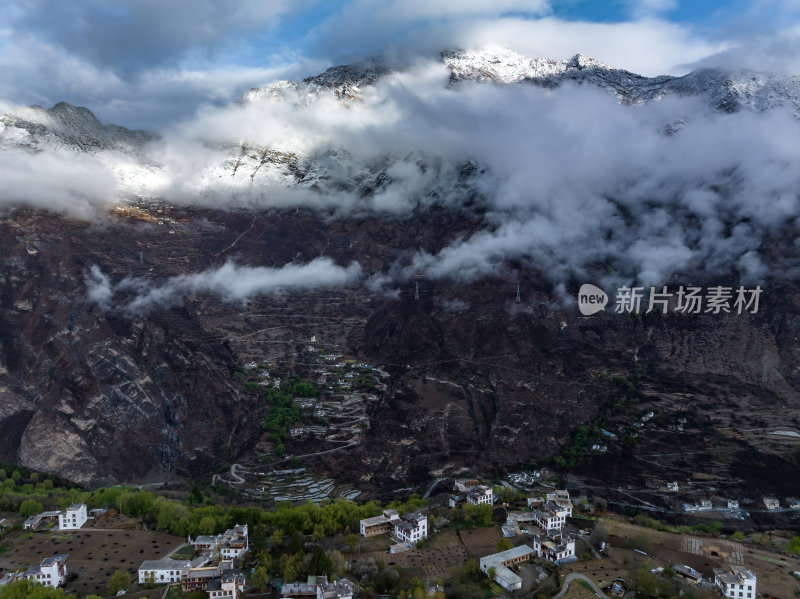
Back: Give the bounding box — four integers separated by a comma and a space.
86, 258, 363, 315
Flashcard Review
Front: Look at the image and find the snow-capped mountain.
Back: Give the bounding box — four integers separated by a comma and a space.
443, 48, 800, 116
2, 47, 800, 207
0, 101, 152, 154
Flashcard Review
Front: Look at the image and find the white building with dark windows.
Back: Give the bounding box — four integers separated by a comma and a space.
534, 501, 571, 533
23, 554, 68, 588
466, 485, 494, 506
393, 513, 427, 544
138, 559, 192, 584
713, 565, 756, 599
532, 532, 576, 564
59, 503, 88, 530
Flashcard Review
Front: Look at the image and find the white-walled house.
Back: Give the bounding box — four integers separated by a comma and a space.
59, 504, 88, 530
466, 485, 494, 506
393, 513, 428, 544
533, 533, 576, 564
713, 565, 756, 599
534, 501, 571, 533
24, 555, 68, 588
205, 570, 245, 599
138, 559, 192, 584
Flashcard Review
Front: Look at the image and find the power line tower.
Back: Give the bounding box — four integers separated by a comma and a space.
763, 358, 768, 383
515, 283, 521, 303
411, 273, 425, 301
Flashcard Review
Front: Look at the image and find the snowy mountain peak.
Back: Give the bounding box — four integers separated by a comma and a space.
566, 53, 611, 71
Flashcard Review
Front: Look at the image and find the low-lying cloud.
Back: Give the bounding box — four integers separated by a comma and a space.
86, 258, 363, 315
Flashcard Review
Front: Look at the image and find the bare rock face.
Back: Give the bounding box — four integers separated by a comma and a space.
0, 211, 259, 486
0, 206, 798, 497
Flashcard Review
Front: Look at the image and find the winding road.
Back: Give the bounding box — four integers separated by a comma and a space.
553, 573, 611, 599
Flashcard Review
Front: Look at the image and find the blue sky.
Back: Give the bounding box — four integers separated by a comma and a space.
1, 0, 799, 128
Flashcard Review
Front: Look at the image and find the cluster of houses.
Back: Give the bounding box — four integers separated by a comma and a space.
23, 503, 88, 531
137, 524, 250, 599
682, 499, 741, 512
0, 555, 69, 589
481, 490, 577, 591
280, 575, 356, 598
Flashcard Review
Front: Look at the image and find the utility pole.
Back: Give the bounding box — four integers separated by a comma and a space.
515, 283, 521, 303
414, 280, 420, 301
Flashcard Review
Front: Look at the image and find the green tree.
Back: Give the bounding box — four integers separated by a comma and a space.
198, 516, 216, 535
0, 579, 66, 599
345, 533, 359, 552
269, 529, 285, 548
251, 566, 270, 592
730, 531, 745, 541
496, 538, 512, 552
475, 503, 492, 527
19, 498, 44, 517
106, 570, 131, 595
311, 524, 325, 542
787, 536, 800, 555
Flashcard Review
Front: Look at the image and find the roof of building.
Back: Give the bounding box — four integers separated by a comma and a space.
360, 513, 398, 527
493, 566, 522, 589
675, 564, 703, 580
192, 535, 219, 545
41, 555, 68, 567
480, 545, 535, 568
66, 503, 84, 511
138, 559, 191, 571
713, 565, 756, 585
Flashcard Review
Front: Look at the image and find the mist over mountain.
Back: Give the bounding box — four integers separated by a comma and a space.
3, 48, 800, 300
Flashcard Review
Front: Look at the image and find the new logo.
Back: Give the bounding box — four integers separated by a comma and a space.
578, 283, 608, 316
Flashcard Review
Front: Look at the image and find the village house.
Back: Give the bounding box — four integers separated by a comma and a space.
479, 545, 536, 591
666, 482, 680, 491
138, 558, 192, 584
675, 564, 704, 584
393, 512, 428, 544
58, 503, 88, 530
359, 509, 400, 537
23, 554, 69, 588
532, 532, 576, 564
466, 485, 494, 506
763, 498, 780, 510
205, 570, 245, 599
713, 564, 757, 599
23, 510, 61, 530
727, 499, 740, 509
533, 501, 571, 533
